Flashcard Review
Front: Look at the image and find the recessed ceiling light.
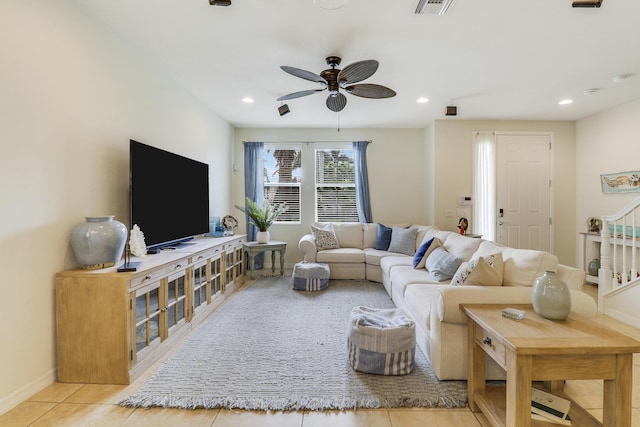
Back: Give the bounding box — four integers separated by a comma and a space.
242, 97, 254, 103
417, 97, 429, 103
558, 99, 573, 105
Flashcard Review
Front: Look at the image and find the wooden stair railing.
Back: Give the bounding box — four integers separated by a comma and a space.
599, 196, 640, 308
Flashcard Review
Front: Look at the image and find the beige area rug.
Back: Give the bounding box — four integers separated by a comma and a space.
119, 276, 468, 410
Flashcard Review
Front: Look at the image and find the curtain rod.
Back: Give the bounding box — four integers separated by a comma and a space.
242, 140, 372, 144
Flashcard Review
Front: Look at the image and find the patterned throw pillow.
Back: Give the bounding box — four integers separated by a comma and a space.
425, 246, 462, 282
311, 224, 340, 250
450, 253, 504, 286
388, 227, 418, 256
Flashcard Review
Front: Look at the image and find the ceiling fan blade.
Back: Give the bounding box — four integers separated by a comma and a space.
281, 66, 326, 83
277, 89, 324, 101
345, 84, 396, 99
338, 60, 379, 85
326, 93, 347, 112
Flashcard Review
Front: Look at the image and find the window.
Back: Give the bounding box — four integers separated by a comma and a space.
315, 149, 358, 222
263, 146, 301, 223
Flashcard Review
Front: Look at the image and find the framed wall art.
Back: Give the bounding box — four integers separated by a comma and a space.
601, 170, 640, 194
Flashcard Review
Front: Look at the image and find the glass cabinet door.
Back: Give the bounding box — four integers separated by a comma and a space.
233, 244, 244, 279
210, 255, 223, 298
192, 260, 207, 316
133, 282, 161, 357
166, 271, 187, 333
225, 248, 234, 287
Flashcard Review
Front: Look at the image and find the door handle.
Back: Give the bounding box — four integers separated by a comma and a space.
498, 220, 507, 226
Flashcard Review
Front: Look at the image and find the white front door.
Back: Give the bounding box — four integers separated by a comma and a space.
496, 133, 552, 251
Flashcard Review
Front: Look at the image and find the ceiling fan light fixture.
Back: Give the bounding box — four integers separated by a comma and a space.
314, 0, 348, 10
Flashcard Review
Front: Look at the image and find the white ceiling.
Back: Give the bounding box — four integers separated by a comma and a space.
70, 0, 640, 129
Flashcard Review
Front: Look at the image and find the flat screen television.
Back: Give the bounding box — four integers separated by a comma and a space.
129, 139, 209, 251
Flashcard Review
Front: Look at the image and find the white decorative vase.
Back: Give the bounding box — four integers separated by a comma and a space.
257, 230, 270, 244
532, 270, 572, 320
70, 216, 128, 269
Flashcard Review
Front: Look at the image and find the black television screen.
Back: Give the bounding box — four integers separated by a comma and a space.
130, 140, 209, 250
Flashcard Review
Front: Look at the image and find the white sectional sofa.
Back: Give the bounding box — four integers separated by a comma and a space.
298, 223, 597, 380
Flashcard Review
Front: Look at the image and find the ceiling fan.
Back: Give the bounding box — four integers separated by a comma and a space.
277, 56, 396, 112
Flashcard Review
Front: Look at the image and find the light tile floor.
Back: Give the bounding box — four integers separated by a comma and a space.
4, 283, 640, 426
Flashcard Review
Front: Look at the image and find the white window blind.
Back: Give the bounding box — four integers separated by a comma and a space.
315, 149, 358, 222
264, 146, 301, 223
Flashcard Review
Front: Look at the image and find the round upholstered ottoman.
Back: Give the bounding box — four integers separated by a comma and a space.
347, 306, 416, 375
292, 262, 330, 291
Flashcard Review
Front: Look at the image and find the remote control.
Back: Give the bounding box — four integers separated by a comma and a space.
502, 307, 526, 320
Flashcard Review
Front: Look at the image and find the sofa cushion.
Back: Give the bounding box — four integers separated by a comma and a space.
473, 240, 506, 258
375, 223, 393, 250
388, 227, 418, 256
380, 255, 413, 279
363, 223, 378, 249
311, 224, 340, 250
412, 238, 441, 269
364, 248, 396, 266
316, 248, 365, 263
450, 253, 504, 286
471, 240, 558, 287
413, 225, 437, 251
332, 222, 364, 248
442, 233, 483, 261
501, 247, 559, 287
425, 246, 462, 282
389, 265, 442, 295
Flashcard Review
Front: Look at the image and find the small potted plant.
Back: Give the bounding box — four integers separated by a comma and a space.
236, 197, 287, 243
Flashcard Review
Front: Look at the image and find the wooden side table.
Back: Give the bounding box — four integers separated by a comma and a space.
243, 241, 287, 279
461, 304, 640, 427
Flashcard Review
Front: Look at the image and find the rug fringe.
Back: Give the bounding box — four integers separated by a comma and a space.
118, 393, 467, 411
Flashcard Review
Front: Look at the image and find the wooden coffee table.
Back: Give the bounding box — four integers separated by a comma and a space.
461, 304, 640, 427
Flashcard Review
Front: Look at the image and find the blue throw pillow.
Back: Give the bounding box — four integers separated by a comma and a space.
375, 223, 392, 250
413, 237, 435, 268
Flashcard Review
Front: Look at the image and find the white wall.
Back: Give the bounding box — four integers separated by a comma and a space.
0, 0, 232, 412
432, 120, 577, 266
233, 128, 427, 266
576, 99, 640, 237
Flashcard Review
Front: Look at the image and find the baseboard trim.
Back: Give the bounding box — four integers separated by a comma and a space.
0, 369, 57, 416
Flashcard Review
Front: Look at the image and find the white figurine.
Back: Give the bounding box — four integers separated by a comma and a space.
129, 224, 147, 257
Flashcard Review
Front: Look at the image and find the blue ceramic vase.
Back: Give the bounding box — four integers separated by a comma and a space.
70, 216, 127, 269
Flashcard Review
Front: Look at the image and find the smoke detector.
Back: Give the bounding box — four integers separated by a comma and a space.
583, 88, 599, 96
414, 0, 454, 15
209, 0, 231, 6
612, 74, 631, 84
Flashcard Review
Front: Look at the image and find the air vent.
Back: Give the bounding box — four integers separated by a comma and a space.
414, 0, 454, 15
572, 0, 601, 7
